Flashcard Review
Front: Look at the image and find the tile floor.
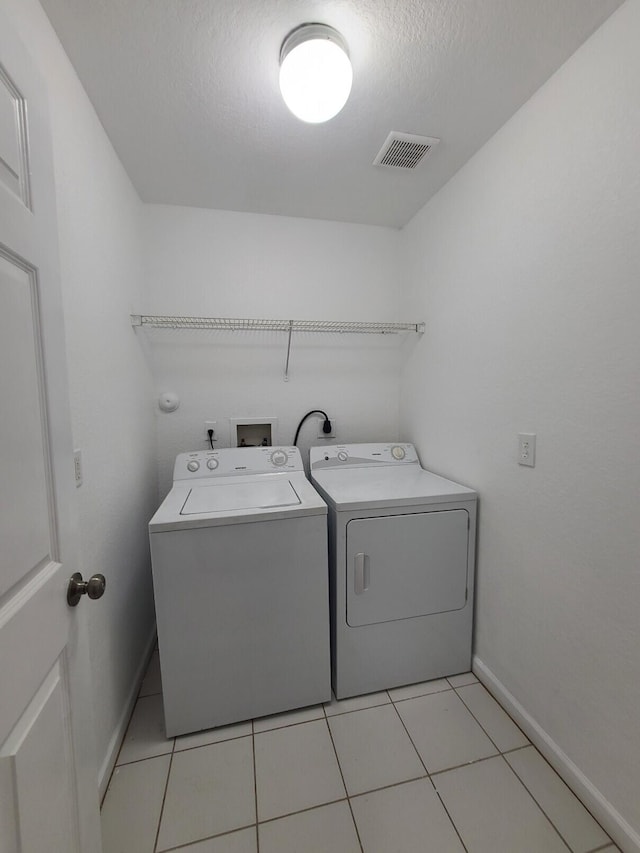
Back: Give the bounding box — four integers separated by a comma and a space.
101, 654, 618, 853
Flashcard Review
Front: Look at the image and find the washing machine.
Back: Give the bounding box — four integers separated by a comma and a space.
149, 446, 330, 736
310, 443, 477, 699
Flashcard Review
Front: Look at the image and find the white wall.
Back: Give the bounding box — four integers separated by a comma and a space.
142, 206, 406, 494
400, 0, 640, 846
4, 0, 158, 792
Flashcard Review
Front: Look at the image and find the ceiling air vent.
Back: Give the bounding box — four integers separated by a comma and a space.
373, 132, 440, 170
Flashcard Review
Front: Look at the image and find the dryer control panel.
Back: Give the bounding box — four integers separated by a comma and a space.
309, 443, 419, 470
173, 446, 303, 480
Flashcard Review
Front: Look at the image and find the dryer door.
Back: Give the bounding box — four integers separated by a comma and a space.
346, 510, 469, 627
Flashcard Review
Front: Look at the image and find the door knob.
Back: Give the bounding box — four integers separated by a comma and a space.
67, 572, 106, 607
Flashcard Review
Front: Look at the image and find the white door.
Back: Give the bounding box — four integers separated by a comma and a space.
0, 10, 103, 853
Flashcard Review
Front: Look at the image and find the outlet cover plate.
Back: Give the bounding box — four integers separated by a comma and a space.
204, 420, 217, 445
317, 420, 336, 439
73, 449, 83, 486
518, 433, 536, 467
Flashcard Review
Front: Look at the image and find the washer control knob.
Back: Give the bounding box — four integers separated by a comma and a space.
337, 451, 348, 462
391, 445, 406, 460
270, 450, 288, 467
187, 460, 200, 472
206, 458, 219, 470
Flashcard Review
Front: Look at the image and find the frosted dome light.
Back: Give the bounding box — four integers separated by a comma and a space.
279, 24, 352, 124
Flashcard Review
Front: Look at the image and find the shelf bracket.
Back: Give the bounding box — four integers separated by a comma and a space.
283, 320, 293, 382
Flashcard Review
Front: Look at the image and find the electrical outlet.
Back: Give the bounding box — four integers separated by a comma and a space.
317, 419, 336, 439
518, 433, 536, 467
73, 449, 83, 487
204, 420, 217, 447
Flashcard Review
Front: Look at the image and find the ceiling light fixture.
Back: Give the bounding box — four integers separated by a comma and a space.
279, 23, 353, 124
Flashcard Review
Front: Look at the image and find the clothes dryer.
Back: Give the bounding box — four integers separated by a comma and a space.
149, 446, 330, 736
310, 443, 477, 699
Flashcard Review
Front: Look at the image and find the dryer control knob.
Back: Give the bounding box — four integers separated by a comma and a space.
337, 451, 348, 462
187, 460, 200, 472
207, 458, 219, 470
391, 445, 406, 460
270, 450, 288, 467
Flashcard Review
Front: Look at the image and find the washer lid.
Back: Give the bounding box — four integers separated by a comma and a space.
149, 471, 326, 532
181, 479, 301, 514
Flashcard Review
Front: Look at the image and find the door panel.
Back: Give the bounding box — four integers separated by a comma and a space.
0, 251, 54, 598
0, 566, 69, 746
0, 62, 30, 205
0, 9, 102, 852
346, 510, 469, 627
0, 662, 79, 853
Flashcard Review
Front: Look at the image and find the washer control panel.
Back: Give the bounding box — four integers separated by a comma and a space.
173, 446, 303, 480
309, 443, 419, 470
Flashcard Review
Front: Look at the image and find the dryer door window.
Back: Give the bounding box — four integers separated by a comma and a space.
346, 510, 469, 627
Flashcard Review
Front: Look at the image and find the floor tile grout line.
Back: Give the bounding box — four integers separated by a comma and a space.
251, 718, 260, 853
389, 696, 431, 777
453, 681, 531, 740
453, 684, 516, 755
450, 684, 610, 843
174, 730, 251, 753
390, 684, 453, 703
337, 699, 468, 849
587, 844, 617, 853
323, 698, 391, 718
114, 694, 174, 768
446, 676, 479, 689
253, 711, 325, 734
453, 680, 531, 747
433, 787, 470, 853
500, 754, 574, 852
257, 795, 348, 827
504, 752, 612, 851
506, 744, 613, 843
429, 751, 507, 778
501, 743, 533, 757
173, 709, 321, 748
101, 688, 147, 807
152, 735, 176, 853
115, 748, 174, 768
348, 773, 429, 801
155, 821, 258, 852
323, 715, 364, 853
385, 701, 470, 850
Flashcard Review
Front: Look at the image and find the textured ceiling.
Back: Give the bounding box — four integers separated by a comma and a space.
40, 0, 622, 227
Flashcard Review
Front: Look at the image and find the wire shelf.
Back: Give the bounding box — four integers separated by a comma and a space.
130, 315, 424, 334
131, 314, 424, 381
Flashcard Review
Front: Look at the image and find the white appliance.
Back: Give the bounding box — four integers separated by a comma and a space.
310, 443, 477, 699
149, 446, 331, 736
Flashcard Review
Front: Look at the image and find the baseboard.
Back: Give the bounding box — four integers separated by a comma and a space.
98, 625, 157, 802
473, 656, 640, 853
